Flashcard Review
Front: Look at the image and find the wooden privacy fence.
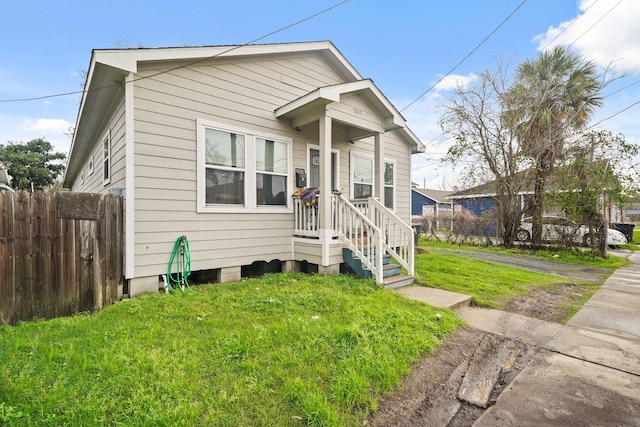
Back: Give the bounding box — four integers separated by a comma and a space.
0, 190, 123, 325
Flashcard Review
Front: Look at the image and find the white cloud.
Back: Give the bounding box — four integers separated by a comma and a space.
534, 0, 640, 72
433, 73, 478, 92
23, 118, 72, 134
0, 114, 72, 154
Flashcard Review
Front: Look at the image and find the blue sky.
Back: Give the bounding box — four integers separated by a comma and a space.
1, 0, 638, 189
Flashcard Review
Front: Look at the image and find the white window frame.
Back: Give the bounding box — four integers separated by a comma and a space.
350, 152, 374, 200
384, 159, 396, 210
102, 130, 111, 186
255, 137, 290, 207
88, 154, 94, 175
306, 144, 340, 191
196, 118, 293, 213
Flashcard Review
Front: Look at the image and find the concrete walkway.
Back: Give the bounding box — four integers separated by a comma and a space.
398, 251, 640, 425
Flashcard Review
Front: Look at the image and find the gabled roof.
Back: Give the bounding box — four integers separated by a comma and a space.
64, 41, 425, 185
412, 188, 453, 203
64, 41, 365, 186
276, 79, 424, 153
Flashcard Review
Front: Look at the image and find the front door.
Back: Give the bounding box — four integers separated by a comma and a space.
309, 147, 338, 191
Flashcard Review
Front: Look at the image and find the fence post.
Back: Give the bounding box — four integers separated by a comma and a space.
0, 191, 15, 325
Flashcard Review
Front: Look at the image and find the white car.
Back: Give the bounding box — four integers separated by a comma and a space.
515, 216, 628, 247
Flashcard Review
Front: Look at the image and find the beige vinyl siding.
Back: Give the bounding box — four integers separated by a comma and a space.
71, 95, 127, 194
292, 239, 343, 266
345, 132, 412, 223
328, 94, 385, 133
386, 131, 412, 223
130, 53, 347, 278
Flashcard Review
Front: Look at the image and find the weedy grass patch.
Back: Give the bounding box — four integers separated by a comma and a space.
0, 273, 462, 426
413, 251, 570, 308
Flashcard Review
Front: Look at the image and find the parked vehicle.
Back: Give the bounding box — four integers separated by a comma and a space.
515, 216, 628, 246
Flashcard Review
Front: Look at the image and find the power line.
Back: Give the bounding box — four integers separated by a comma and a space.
588, 98, 640, 129
540, 0, 601, 51
571, 0, 624, 46
400, 0, 527, 113
0, 0, 350, 104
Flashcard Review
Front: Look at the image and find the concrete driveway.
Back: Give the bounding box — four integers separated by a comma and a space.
460, 251, 640, 426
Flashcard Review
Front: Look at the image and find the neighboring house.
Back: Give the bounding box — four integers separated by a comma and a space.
411, 187, 453, 216
411, 187, 454, 231
0, 163, 14, 193
63, 41, 424, 296
447, 183, 514, 218
448, 176, 627, 237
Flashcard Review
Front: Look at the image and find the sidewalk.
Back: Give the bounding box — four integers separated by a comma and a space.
466, 251, 640, 426
395, 250, 640, 425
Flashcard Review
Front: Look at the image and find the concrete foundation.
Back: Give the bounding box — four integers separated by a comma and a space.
318, 263, 340, 276
220, 266, 241, 283
129, 275, 161, 297
282, 260, 300, 273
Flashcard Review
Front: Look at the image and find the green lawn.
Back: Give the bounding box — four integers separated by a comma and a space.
414, 251, 573, 308
0, 273, 462, 426
414, 239, 625, 309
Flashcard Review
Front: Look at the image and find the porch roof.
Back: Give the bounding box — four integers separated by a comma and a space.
275, 80, 425, 154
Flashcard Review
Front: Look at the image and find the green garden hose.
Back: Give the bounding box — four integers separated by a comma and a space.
167, 235, 193, 293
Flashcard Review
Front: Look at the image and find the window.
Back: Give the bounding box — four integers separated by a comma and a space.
102, 133, 111, 184
197, 119, 292, 212
88, 155, 94, 175
384, 161, 395, 209
352, 155, 373, 199
204, 128, 246, 205
256, 138, 287, 206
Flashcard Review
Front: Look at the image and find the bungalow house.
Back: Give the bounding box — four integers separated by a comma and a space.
448, 174, 627, 238
411, 187, 455, 232
63, 41, 424, 297
411, 187, 453, 216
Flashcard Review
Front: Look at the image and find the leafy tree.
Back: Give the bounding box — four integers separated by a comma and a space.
550, 130, 640, 257
507, 46, 603, 248
0, 138, 66, 191
441, 61, 532, 247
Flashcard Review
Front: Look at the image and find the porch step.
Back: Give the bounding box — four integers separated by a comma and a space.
383, 274, 414, 289
342, 248, 414, 288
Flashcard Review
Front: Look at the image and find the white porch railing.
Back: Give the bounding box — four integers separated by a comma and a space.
366, 197, 415, 276
292, 195, 339, 238
334, 195, 385, 284
293, 194, 415, 283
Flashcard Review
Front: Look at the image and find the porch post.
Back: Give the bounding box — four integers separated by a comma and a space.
318, 115, 333, 264
374, 132, 384, 201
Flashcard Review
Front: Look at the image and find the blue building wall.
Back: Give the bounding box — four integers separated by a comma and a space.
456, 197, 500, 236
457, 197, 497, 217
411, 190, 436, 215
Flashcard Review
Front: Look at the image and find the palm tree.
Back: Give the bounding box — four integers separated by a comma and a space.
507, 46, 603, 247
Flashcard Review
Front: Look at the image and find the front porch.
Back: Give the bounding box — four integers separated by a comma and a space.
275, 79, 423, 286
292, 193, 415, 286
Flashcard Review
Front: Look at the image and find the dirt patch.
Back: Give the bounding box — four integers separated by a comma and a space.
368, 328, 536, 427
505, 283, 591, 323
